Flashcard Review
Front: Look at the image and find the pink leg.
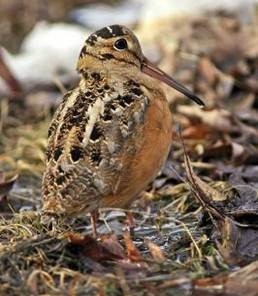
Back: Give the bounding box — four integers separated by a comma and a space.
126, 212, 135, 235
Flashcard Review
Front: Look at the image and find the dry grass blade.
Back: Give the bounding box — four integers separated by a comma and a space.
0, 235, 58, 262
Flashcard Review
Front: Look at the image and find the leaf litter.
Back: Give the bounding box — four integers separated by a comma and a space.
0, 10, 258, 296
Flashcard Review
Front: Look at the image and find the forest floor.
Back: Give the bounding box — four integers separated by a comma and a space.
0, 9, 258, 296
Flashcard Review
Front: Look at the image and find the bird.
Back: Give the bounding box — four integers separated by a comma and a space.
41, 24, 204, 237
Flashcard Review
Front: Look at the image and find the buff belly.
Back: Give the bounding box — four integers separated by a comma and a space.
100, 96, 172, 209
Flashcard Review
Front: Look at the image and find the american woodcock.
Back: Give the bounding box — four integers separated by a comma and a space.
42, 25, 204, 236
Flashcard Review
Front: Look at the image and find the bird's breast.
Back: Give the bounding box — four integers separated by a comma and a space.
101, 90, 172, 208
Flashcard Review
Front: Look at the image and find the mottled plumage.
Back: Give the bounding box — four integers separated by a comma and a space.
42, 25, 203, 234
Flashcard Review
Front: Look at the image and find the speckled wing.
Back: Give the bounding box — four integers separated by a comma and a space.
42, 75, 149, 215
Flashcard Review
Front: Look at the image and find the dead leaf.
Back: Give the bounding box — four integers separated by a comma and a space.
123, 232, 143, 262
216, 217, 258, 266
210, 32, 249, 74
182, 124, 212, 140
145, 239, 166, 263
231, 141, 246, 164
177, 105, 233, 132
226, 184, 258, 223
101, 234, 126, 260
68, 233, 125, 262
204, 141, 232, 160
196, 57, 218, 85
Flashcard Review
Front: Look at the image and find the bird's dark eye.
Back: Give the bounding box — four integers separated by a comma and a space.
114, 38, 128, 50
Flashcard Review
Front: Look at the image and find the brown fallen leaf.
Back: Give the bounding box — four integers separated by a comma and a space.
203, 140, 258, 165
196, 57, 218, 86
203, 141, 232, 161
216, 217, 258, 266
101, 234, 126, 260
182, 124, 212, 140
210, 31, 250, 74
194, 56, 219, 106
68, 233, 148, 275
123, 232, 143, 262
68, 233, 125, 262
178, 105, 233, 133
145, 239, 166, 263
210, 29, 258, 95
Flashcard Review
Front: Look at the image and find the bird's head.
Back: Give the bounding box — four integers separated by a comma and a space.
77, 24, 204, 106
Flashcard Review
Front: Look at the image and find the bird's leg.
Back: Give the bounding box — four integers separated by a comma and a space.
126, 211, 135, 236
90, 210, 99, 238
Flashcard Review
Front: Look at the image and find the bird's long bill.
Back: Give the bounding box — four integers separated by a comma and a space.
141, 59, 205, 106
